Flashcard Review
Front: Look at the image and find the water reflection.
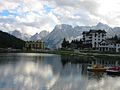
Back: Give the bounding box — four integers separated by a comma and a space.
87, 77, 120, 90
60, 55, 120, 90
0, 53, 120, 90
0, 53, 61, 90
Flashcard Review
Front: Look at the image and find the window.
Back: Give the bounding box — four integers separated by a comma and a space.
32, 44, 35, 48
102, 43, 105, 46
95, 33, 97, 37
36, 44, 39, 48
94, 42, 97, 47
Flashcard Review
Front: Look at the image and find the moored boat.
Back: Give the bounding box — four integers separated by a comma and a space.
106, 66, 120, 76
87, 65, 106, 72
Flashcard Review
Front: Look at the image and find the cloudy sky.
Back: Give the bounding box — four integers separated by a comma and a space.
0, 0, 120, 35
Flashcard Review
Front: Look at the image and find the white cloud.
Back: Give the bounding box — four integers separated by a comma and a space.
0, 0, 19, 11
0, 0, 120, 35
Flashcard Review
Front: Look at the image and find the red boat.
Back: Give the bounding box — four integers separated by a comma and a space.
106, 66, 120, 76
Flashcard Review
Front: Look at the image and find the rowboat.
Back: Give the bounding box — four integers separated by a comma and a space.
87, 65, 106, 72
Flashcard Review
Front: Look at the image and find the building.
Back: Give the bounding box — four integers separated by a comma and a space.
82, 30, 106, 49
24, 41, 45, 50
99, 40, 120, 52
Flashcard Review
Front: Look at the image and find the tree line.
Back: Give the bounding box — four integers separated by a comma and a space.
0, 31, 25, 49
61, 35, 120, 50
108, 35, 120, 43
61, 38, 83, 49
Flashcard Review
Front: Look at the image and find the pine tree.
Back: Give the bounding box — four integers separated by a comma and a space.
62, 38, 67, 48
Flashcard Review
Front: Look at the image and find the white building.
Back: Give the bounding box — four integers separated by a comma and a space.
99, 40, 120, 52
82, 30, 106, 49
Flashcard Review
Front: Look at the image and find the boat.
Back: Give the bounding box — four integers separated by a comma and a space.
106, 66, 120, 76
87, 65, 106, 72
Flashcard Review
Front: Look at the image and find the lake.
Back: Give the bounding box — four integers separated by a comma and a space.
0, 53, 120, 90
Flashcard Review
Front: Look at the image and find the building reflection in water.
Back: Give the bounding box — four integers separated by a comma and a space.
61, 55, 120, 79
0, 53, 120, 90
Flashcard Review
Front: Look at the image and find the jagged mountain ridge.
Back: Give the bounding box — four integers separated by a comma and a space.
44, 23, 120, 48
9, 30, 49, 41
7, 22, 120, 49
9, 30, 31, 41
30, 30, 49, 41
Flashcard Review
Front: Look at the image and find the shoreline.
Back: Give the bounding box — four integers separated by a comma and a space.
1, 49, 120, 58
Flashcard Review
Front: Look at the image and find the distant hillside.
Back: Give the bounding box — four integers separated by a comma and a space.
0, 30, 25, 49
9, 30, 31, 41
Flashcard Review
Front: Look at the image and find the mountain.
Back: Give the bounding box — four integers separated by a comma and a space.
30, 33, 40, 41
44, 24, 74, 48
9, 30, 31, 41
112, 27, 120, 37
44, 23, 120, 48
0, 30, 25, 49
39, 30, 49, 39
44, 24, 91, 48
93, 22, 111, 30
30, 30, 49, 41
5, 22, 120, 49
91, 22, 114, 37
9, 30, 49, 41
44, 24, 93, 48
73, 26, 91, 36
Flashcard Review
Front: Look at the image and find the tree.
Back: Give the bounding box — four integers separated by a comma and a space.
114, 35, 118, 41
61, 38, 84, 49
62, 38, 67, 48
110, 35, 119, 41
0, 31, 25, 49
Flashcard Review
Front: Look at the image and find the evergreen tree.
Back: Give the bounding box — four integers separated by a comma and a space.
0, 31, 25, 49
62, 38, 67, 48
114, 35, 118, 41
61, 38, 84, 49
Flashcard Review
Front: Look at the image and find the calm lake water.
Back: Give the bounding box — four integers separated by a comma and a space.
0, 53, 120, 90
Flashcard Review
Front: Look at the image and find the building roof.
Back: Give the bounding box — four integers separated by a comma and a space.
82, 29, 106, 34
99, 39, 120, 44
26, 40, 44, 43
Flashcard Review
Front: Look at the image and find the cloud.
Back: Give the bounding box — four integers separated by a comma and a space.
0, 0, 120, 35
52, 0, 99, 15
0, 0, 18, 11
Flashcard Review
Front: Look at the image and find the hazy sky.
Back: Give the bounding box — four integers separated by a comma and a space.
0, 0, 120, 35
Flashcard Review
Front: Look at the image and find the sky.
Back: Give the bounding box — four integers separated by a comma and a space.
0, 0, 120, 35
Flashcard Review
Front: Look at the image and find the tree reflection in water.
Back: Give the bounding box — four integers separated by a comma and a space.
0, 53, 120, 90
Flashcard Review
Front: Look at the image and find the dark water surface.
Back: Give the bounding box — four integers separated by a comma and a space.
0, 53, 120, 90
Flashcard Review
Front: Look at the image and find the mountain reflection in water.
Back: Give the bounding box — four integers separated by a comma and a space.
0, 53, 120, 90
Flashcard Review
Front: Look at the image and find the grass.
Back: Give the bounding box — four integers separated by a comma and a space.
48, 50, 120, 59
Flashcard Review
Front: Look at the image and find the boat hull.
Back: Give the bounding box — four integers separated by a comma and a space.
87, 67, 106, 72
107, 70, 120, 76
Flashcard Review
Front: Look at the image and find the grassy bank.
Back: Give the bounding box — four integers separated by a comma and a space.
47, 50, 120, 58
1, 49, 120, 59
